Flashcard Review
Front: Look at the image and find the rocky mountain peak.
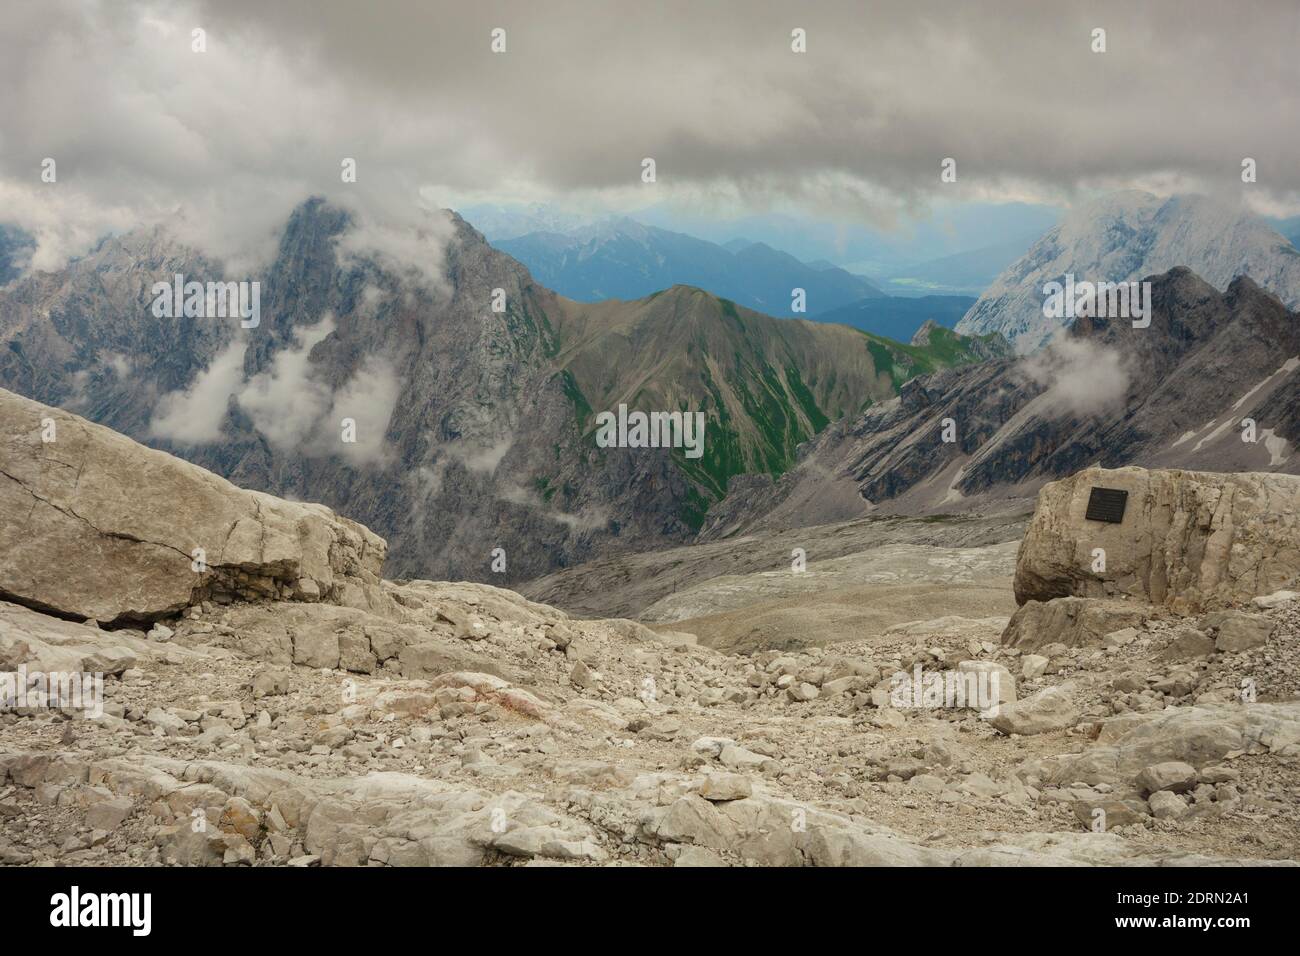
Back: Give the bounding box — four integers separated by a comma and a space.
705, 266, 1300, 537
956, 191, 1300, 353
909, 319, 941, 346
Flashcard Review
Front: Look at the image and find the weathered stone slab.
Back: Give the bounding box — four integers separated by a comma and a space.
0, 388, 386, 623
1014, 466, 1300, 613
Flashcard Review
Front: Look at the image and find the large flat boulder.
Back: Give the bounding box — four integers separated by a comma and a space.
1001, 595, 1154, 650
0, 600, 141, 676
988, 684, 1081, 736
1014, 466, 1300, 614
0, 388, 386, 623
1027, 702, 1300, 787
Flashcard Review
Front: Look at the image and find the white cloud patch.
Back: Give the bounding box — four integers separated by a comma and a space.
103, 352, 132, 378
1018, 338, 1130, 418
149, 340, 248, 444
237, 319, 335, 452
499, 483, 609, 532
326, 355, 402, 465
446, 438, 513, 475
549, 506, 612, 533
334, 205, 457, 298
146, 312, 402, 463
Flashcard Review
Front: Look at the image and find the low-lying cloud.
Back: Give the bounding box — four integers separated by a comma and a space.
326, 355, 402, 466
148, 316, 400, 463
238, 319, 335, 451
1018, 338, 1131, 417
500, 483, 610, 532
445, 439, 513, 475
149, 340, 247, 444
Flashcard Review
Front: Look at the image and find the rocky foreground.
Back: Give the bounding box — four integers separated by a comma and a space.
2, 388, 1299, 867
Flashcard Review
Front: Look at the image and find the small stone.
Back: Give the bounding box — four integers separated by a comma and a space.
785, 682, 819, 702
638, 717, 682, 741
1102, 628, 1139, 648
460, 747, 495, 766
85, 796, 133, 830
869, 708, 906, 729
1021, 654, 1049, 680
1159, 628, 1214, 662
1073, 796, 1147, 829
219, 796, 261, 844
1111, 671, 1146, 693
1148, 790, 1189, 820
144, 707, 186, 735
1204, 610, 1273, 653
698, 772, 752, 802
1253, 590, 1299, 609
458, 617, 489, 641
1198, 765, 1239, 785
988, 684, 1080, 736
569, 659, 594, 689
883, 757, 928, 780
223, 837, 256, 865
690, 736, 734, 758
908, 773, 945, 793
821, 676, 860, 697
1136, 761, 1198, 795
251, 668, 291, 698
718, 744, 769, 771
957, 772, 1004, 799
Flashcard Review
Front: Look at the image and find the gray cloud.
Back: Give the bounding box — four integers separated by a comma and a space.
326, 355, 402, 466
148, 315, 399, 463
1019, 338, 1131, 417
149, 339, 247, 444
236, 318, 335, 451
446, 439, 514, 475
2, 0, 1298, 270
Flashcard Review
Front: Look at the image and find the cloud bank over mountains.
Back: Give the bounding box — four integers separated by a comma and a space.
1, 0, 1298, 272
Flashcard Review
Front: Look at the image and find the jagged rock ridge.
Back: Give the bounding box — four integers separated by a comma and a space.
703, 267, 1300, 540
956, 191, 1300, 353
0, 200, 994, 583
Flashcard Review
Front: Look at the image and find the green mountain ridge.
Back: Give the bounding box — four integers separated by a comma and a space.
544, 284, 1001, 525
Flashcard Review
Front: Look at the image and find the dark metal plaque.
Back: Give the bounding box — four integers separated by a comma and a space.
1085, 486, 1128, 523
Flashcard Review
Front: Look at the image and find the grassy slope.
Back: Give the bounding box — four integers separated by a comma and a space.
545, 286, 995, 528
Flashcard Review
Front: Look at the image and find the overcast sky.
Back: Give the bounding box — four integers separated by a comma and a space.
2, 0, 1297, 271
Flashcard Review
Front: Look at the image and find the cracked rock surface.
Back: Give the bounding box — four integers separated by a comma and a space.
1015, 465, 1300, 613
1, 387, 386, 623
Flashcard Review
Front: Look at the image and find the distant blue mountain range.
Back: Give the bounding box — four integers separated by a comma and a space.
492, 217, 988, 338
874, 233, 1046, 296
495, 218, 885, 317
